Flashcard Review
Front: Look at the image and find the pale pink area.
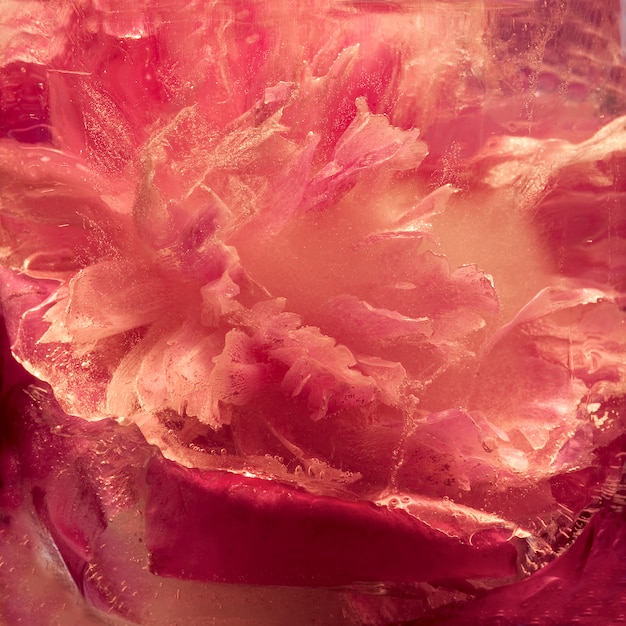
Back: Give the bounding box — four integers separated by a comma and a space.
0, 1, 625, 625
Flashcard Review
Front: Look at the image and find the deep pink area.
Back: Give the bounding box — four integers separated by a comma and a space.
414, 505, 626, 625
535, 189, 626, 294
145, 455, 519, 587
0, 1, 625, 624
0, 62, 51, 144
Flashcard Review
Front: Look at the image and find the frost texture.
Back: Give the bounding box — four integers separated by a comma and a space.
0, 1, 625, 625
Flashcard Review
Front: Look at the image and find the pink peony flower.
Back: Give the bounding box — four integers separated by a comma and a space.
0, 1, 625, 624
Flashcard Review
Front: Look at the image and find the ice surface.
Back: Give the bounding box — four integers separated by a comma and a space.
0, 0, 625, 624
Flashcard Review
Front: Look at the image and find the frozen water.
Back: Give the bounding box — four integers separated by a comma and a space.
0, 1, 625, 624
